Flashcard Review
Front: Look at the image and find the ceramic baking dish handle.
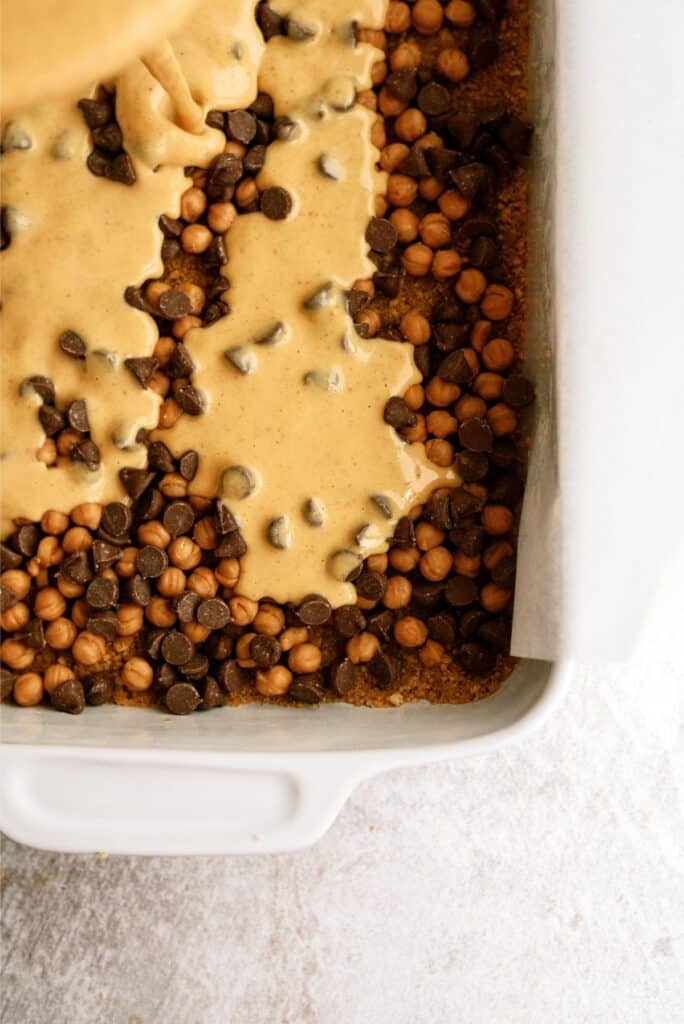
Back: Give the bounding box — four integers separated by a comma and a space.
0, 747, 375, 855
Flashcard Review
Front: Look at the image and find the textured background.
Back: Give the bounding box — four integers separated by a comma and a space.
2, 660, 683, 1024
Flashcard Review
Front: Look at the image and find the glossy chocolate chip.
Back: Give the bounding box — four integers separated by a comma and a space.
196, 598, 231, 630
51, 679, 85, 714
86, 576, 118, 609
161, 631, 194, 666
365, 217, 398, 254
296, 594, 332, 626
289, 674, 324, 703
136, 545, 168, 579
163, 501, 195, 538
165, 682, 201, 715
329, 658, 357, 696
260, 186, 292, 220
445, 576, 478, 607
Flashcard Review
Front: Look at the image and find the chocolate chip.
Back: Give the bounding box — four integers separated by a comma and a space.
499, 116, 533, 157
65, 398, 89, 433
91, 122, 122, 154
249, 91, 274, 118
214, 531, 247, 558
38, 405, 64, 436
383, 396, 417, 430
418, 82, 451, 116
289, 674, 324, 703
427, 612, 458, 647
386, 69, 417, 103
136, 545, 168, 579
179, 652, 210, 680
207, 153, 243, 200
460, 607, 490, 639
397, 146, 431, 179
159, 214, 183, 238
329, 658, 357, 696
250, 634, 281, 668
502, 375, 535, 408
433, 322, 469, 352
412, 581, 445, 608
51, 679, 85, 714
478, 616, 511, 650
456, 641, 496, 674
167, 342, 195, 378
491, 556, 516, 587
451, 526, 485, 556
257, 3, 284, 39
214, 501, 238, 535
124, 356, 158, 389
451, 162, 489, 201
197, 598, 231, 630
438, 350, 477, 384
226, 109, 257, 144
373, 271, 404, 298
119, 468, 154, 502
108, 152, 136, 186
458, 417, 493, 453
450, 487, 485, 519
13, 524, 40, 557
273, 115, 298, 142
364, 611, 392, 644
178, 450, 199, 481
87, 611, 118, 640
125, 574, 152, 606
260, 186, 292, 220
488, 474, 523, 505
147, 440, 176, 474
243, 144, 267, 175
158, 288, 192, 320
155, 662, 177, 688
124, 285, 148, 311
84, 672, 114, 706
365, 217, 398, 254
368, 650, 397, 688
201, 676, 223, 710
163, 501, 195, 538
77, 97, 112, 129
86, 576, 118, 609
468, 25, 499, 70
165, 682, 201, 715
469, 236, 499, 270
89, 150, 114, 180
455, 451, 489, 482
58, 329, 86, 359
392, 516, 416, 548
0, 543, 22, 571
296, 594, 332, 626
0, 583, 19, 612
16, 618, 45, 649
218, 660, 248, 694
72, 439, 101, 471
333, 605, 365, 638
445, 576, 478, 608
176, 385, 206, 416
89, 542, 118, 576
101, 502, 132, 538
172, 591, 200, 624
355, 571, 385, 603
144, 629, 166, 659
161, 630, 194, 666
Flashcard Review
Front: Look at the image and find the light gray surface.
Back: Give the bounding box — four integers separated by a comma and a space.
2, 661, 683, 1024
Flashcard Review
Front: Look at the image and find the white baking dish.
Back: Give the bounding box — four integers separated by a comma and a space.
0, 0, 567, 854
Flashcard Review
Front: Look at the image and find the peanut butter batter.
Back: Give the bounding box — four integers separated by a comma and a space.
1, 0, 452, 606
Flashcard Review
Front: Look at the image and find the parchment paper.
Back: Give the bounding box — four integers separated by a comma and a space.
510, 0, 684, 661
